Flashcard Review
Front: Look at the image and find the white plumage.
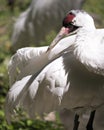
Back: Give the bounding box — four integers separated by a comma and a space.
5, 10, 104, 129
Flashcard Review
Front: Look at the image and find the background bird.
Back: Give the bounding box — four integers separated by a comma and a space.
5, 10, 104, 130
11, 0, 85, 51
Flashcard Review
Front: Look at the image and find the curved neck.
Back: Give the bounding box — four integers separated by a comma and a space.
73, 25, 97, 71
75, 24, 96, 44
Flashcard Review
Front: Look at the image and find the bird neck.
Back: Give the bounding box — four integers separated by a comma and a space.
74, 26, 96, 48
73, 26, 100, 73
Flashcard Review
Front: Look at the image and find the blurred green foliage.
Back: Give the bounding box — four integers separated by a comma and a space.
84, 0, 104, 16
83, 0, 104, 27
0, 0, 104, 129
0, 118, 64, 130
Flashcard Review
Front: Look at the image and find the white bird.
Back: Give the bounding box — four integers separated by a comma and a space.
5, 10, 104, 130
11, 0, 85, 50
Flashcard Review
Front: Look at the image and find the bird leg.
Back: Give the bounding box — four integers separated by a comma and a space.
73, 114, 80, 130
86, 110, 96, 130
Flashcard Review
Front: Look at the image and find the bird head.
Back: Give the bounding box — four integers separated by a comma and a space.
47, 10, 95, 52
63, 10, 94, 33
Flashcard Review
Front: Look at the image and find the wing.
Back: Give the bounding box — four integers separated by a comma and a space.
8, 46, 48, 85
5, 75, 31, 124
6, 35, 76, 123
5, 56, 69, 123
9, 35, 76, 86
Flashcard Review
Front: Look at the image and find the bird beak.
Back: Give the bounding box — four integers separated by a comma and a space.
46, 27, 69, 52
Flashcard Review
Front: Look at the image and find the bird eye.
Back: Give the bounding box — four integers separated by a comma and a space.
69, 12, 73, 15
